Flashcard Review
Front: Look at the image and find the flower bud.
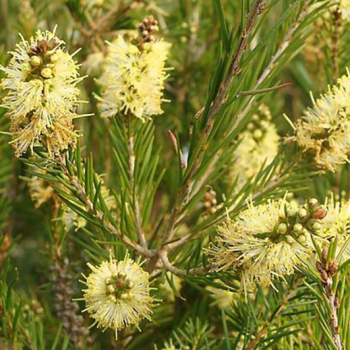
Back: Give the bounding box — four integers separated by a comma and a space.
311, 206, 327, 219
293, 223, 303, 234
126, 280, 134, 289
277, 223, 288, 234
253, 129, 263, 140
50, 53, 59, 63
312, 221, 322, 232
41, 67, 53, 78
108, 294, 117, 303
204, 201, 211, 208
118, 272, 127, 279
105, 277, 112, 285
106, 285, 115, 294
298, 208, 308, 219
287, 207, 298, 217
286, 236, 294, 244
297, 234, 306, 243
308, 198, 319, 208
22, 62, 32, 71
141, 42, 151, 51
120, 292, 129, 300
247, 122, 254, 130
30, 55, 42, 66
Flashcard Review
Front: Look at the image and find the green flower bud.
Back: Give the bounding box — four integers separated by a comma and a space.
308, 198, 319, 208
30, 55, 42, 67
108, 294, 117, 303
287, 207, 298, 217
298, 208, 308, 219
126, 280, 134, 289
278, 223, 288, 234
253, 129, 263, 140
286, 236, 294, 244
293, 223, 303, 234
106, 285, 115, 294
41, 67, 53, 78
118, 271, 127, 279
312, 221, 322, 232
247, 122, 254, 130
50, 53, 59, 63
297, 234, 306, 243
120, 292, 129, 300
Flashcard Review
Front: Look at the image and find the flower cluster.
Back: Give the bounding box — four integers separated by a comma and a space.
293, 73, 350, 172
230, 104, 280, 190
315, 195, 350, 261
209, 197, 327, 290
0, 28, 83, 157
81, 256, 154, 338
96, 17, 171, 120
339, 0, 350, 21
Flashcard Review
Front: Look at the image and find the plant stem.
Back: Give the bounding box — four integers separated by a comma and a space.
57, 155, 154, 258
146, 0, 264, 274
127, 119, 148, 249
162, 0, 264, 246
325, 276, 343, 350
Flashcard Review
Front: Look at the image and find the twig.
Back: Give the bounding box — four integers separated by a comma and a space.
145, 0, 264, 274
317, 252, 343, 350
127, 120, 148, 249
163, 0, 264, 246
56, 156, 154, 258
166, 173, 287, 251
230, 0, 311, 134
331, 8, 342, 83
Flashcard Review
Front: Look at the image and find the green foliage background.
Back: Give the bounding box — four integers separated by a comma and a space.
1, 0, 350, 349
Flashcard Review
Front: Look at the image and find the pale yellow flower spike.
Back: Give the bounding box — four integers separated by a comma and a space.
0, 28, 83, 157
294, 72, 350, 172
316, 195, 350, 262
97, 35, 171, 120
339, 0, 350, 21
230, 104, 280, 190
209, 197, 327, 291
82, 256, 154, 339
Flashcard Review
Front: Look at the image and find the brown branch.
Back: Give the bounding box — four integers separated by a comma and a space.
145, 0, 264, 274
57, 156, 154, 258
162, 0, 264, 246
230, 0, 311, 134
331, 8, 342, 83
317, 252, 343, 350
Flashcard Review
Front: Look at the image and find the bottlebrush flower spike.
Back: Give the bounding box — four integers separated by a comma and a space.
230, 104, 280, 190
293, 72, 350, 172
96, 16, 171, 120
209, 197, 327, 290
81, 256, 155, 339
0, 27, 84, 156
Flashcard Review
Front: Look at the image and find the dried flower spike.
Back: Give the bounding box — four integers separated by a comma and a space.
81, 256, 154, 339
0, 27, 83, 157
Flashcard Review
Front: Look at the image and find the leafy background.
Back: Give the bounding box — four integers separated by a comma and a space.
1, 0, 350, 349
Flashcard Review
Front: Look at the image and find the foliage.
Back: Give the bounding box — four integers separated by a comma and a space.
1, 0, 350, 349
